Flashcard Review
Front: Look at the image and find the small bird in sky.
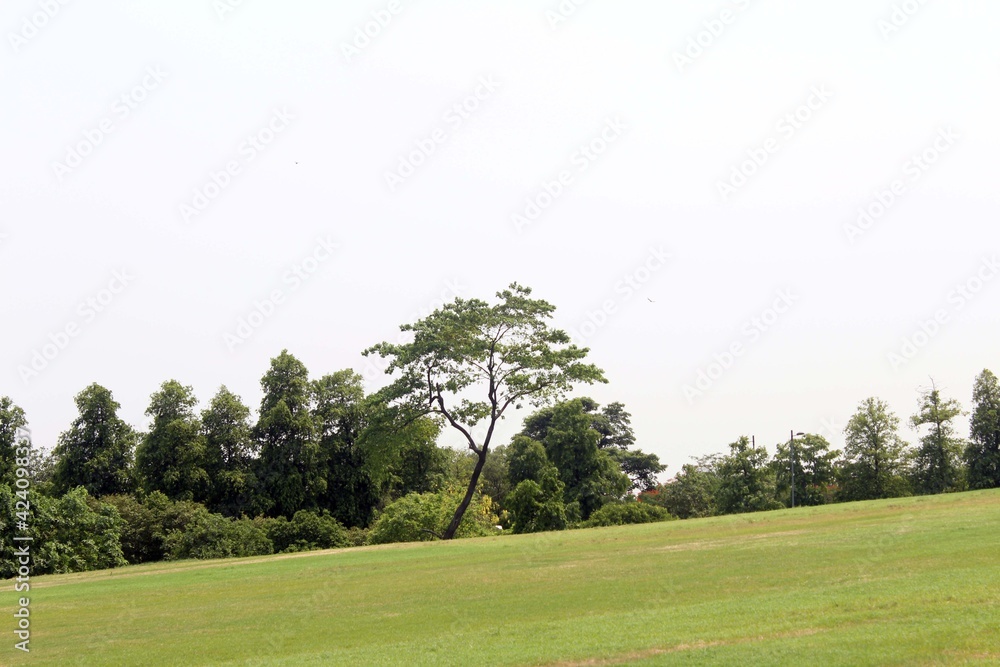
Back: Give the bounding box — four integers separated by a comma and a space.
647, 297, 655, 303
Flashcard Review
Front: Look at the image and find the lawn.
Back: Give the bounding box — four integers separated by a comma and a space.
3, 490, 999, 666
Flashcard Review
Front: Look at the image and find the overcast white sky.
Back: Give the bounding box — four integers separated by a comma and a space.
2, 0, 998, 474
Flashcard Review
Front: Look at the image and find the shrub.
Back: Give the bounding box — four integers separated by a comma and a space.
366, 490, 498, 545
582, 500, 673, 527
164, 508, 272, 560
263, 510, 349, 553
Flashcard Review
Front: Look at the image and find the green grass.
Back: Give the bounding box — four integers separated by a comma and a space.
4, 490, 1000, 666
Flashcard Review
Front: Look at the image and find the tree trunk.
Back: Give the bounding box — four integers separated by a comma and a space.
442, 447, 488, 539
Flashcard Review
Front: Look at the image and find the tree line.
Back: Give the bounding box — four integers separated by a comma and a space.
640, 374, 1000, 518
2, 283, 998, 577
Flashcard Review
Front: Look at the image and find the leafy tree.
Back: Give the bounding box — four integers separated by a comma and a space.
254, 351, 325, 517
477, 444, 510, 509
608, 448, 665, 493
773, 433, 838, 507
312, 371, 380, 527
910, 384, 965, 494
715, 436, 782, 514
505, 468, 567, 534
527, 399, 629, 519
52, 384, 137, 497
202, 386, 261, 517
507, 435, 552, 486
965, 369, 1000, 490
136, 380, 211, 502
594, 401, 637, 450
839, 397, 911, 501
654, 460, 719, 519
364, 283, 605, 539
0, 397, 27, 487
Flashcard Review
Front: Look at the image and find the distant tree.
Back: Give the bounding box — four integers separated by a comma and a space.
839, 397, 910, 501
715, 436, 782, 514
661, 459, 718, 519
52, 384, 137, 497
312, 370, 380, 527
965, 369, 1000, 490
910, 384, 965, 494
525, 398, 630, 519
202, 386, 261, 517
136, 380, 211, 502
608, 448, 666, 493
582, 500, 671, 527
0, 397, 28, 486
505, 467, 567, 534
507, 435, 551, 486
773, 433, 838, 507
364, 283, 605, 539
477, 444, 510, 508
254, 351, 325, 517
594, 401, 637, 450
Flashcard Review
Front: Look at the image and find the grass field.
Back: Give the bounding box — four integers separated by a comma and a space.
3, 490, 999, 666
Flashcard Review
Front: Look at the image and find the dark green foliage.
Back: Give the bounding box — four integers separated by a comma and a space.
163, 508, 272, 560
137, 380, 211, 502
910, 386, 965, 494
261, 510, 349, 553
0, 397, 28, 487
202, 386, 262, 517
507, 435, 551, 486
255, 351, 325, 517
965, 369, 1000, 490
0, 485, 127, 577
51, 384, 137, 497
608, 448, 665, 493
505, 466, 567, 534
582, 500, 672, 527
716, 437, 783, 514
645, 461, 718, 519
839, 398, 911, 501
524, 399, 629, 520
773, 434, 838, 507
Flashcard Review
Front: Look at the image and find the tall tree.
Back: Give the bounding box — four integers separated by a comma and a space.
839, 397, 910, 501
965, 369, 1000, 490
0, 397, 28, 486
254, 350, 325, 517
655, 460, 719, 519
773, 433, 838, 507
364, 283, 605, 539
910, 383, 965, 494
52, 384, 137, 497
136, 380, 210, 502
521, 398, 629, 520
715, 436, 781, 514
202, 386, 260, 516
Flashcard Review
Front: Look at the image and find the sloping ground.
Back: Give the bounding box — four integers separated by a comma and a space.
3, 490, 999, 666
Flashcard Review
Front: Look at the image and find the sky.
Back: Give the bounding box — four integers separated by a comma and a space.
2, 0, 998, 474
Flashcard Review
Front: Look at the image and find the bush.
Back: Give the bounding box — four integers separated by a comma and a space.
366, 490, 498, 545
262, 510, 349, 553
505, 468, 567, 534
164, 507, 272, 560
1, 485, 127, 577
582, 500, 673, 527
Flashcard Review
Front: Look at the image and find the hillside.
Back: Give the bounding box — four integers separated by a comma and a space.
4, 490, 1000, 666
